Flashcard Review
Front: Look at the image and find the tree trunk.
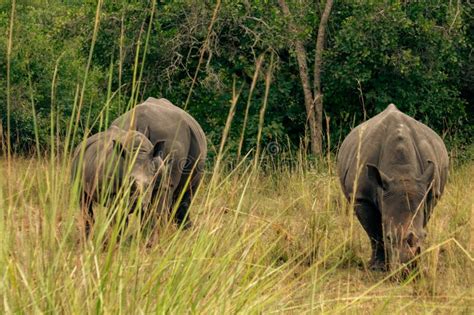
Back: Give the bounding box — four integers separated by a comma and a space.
313, 0, 334, 155
278, 0, 319, 156
278, 0, 333, 156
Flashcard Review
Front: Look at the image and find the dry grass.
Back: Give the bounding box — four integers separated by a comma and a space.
1, 155, 472, 313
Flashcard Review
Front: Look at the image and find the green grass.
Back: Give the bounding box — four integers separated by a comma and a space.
1, 156, 472, 313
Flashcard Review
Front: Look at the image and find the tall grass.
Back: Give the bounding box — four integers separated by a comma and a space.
1, 154, 473, 313
1, 2, 473, 314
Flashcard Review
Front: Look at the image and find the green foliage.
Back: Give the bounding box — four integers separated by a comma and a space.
1, 0, 472, 154
0, 2, 104, 151
325, 1, 471, 147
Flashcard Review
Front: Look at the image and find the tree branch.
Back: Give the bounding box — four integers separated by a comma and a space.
278, 0, 320, 155
313, 0, 333, 95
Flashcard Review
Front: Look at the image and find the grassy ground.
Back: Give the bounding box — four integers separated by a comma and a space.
1, 155, 472, 314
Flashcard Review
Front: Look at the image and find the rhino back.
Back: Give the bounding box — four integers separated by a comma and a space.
337, 104, 448, 201
144, 98, 207, 150
145, 99, 208, 187
113, 99, 205, 148
111, 98, 207, 187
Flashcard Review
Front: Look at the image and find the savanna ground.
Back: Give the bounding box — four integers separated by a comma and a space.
1, 151, 472, 314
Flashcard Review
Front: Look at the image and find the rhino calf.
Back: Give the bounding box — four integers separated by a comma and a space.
111, 97, 207, 228
337, 104, 448, 271
71, 126, 166, 235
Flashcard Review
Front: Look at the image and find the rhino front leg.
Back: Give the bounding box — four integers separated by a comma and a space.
81, 193, 94, 238
354, 200, 386, 271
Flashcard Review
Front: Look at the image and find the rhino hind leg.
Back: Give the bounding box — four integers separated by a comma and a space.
173, 188, 193, 229
354, 201, 386, 271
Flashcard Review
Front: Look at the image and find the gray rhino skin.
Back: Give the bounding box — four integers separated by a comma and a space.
337, 104, 448, 270
111, 97, 207, 228
72, 126, 165, 234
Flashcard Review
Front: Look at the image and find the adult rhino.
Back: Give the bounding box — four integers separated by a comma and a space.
72, 126, 166, 235
337, 104, 448, 271
111, 97, 207, 228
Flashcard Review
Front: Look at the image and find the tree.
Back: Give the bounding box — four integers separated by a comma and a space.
278, 0, 333, 155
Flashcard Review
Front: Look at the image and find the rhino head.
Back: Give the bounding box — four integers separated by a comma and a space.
112, 133, 166, 209
367, 161, 435, 269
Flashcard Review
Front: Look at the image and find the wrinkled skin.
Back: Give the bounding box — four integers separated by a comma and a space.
111, 97, 207, 228
71, 126, 165, 235
337, 104, 448, 271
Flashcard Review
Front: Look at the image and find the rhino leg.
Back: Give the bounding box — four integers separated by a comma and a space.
81, 193, 94, 237
173, 188, 193, 229
354, 200, 386, 271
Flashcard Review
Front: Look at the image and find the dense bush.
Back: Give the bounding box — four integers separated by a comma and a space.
1, 1, 472, 155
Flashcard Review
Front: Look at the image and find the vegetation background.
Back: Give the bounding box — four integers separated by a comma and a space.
0, 0, 472, 155
0, 0, 473, 313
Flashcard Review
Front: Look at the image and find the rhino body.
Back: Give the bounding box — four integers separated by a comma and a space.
337, 104, 448, 270
111, 97, 207, 228
72, 126, 165, 234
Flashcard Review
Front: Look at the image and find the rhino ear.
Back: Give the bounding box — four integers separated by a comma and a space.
112, 140, 127, 160
152, 140, 166, 159
143, 126, 150, 138
419, 160, 435, 187
367, 164, 390, 190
